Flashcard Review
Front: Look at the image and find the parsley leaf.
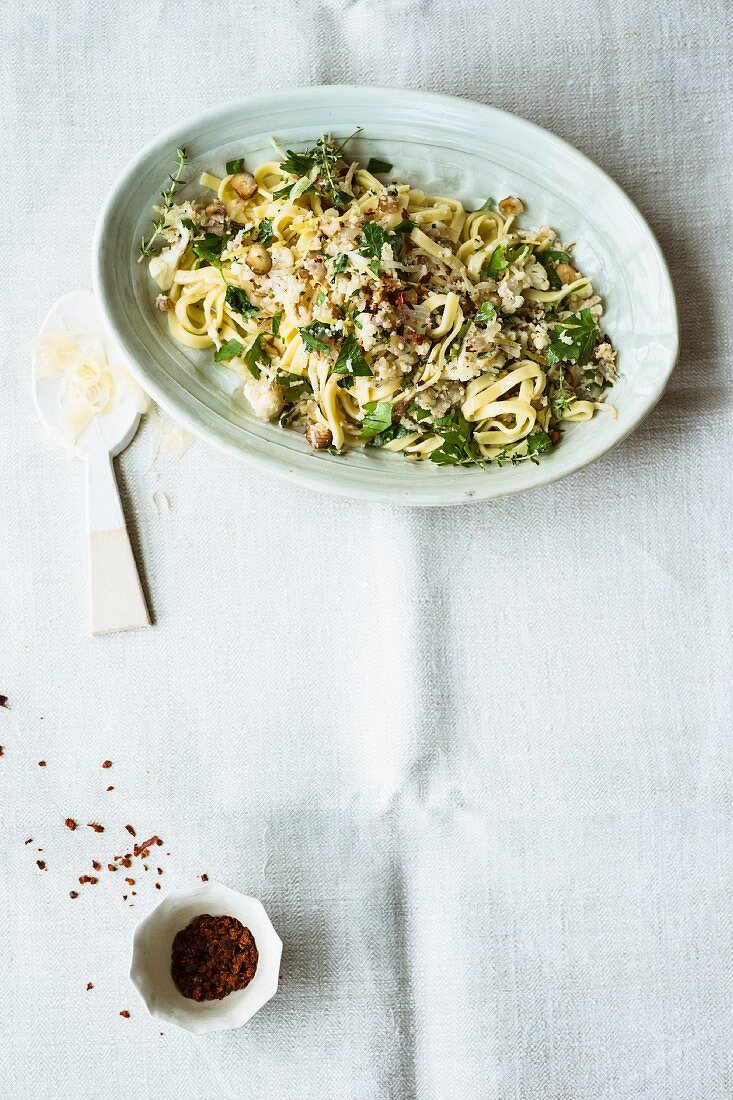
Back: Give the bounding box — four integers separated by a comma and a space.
369, 423, 413, 448
225, 285, 257, 319
299, 323, 332, 354
547, 308, 599, 366
359, 221, 402, 269
361, 400, 393, 438
192, 233, 226, 267
475, 301, 498, 325
480, 243, 529, 278
476, 196, 495, 211
366, 156, 393, 174
272, 181, 318, 201
315, 291, 326, 306
275, 369, 311, 404
244, 334, 269, 379
430, 412, 483, 467
407, 399, 430, 423
536, 249, 573, 290
257, 218, 273, 247
333, 335, 371, 380
214, 339, 244, 363
333, 254, 348, 274
271, 311, 282, 336
394, 217, 416, 233
226, 157, 246, 174
526, 430, 553, 459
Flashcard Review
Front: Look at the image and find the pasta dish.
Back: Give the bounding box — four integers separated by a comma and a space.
140, 135, 617, 466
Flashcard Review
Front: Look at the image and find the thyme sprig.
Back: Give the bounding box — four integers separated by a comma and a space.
138, 147, 188, 261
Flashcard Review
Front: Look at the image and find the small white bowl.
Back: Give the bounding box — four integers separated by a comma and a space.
129, 883, 282, 1034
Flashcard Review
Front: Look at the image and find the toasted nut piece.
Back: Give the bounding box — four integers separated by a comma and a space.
155, 294, 174, 311
498, 195, 524, 217
230, 172, 258, 200
246, 242, 272, 274
486, 292, 502, 306
205, 201, 226, 218
554, 262, 578, 284
305, 424, 333, 450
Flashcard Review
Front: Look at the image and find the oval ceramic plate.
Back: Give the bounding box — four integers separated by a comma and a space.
93, 86, 678, 506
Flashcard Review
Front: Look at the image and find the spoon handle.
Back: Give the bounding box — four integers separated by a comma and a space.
85, 451, 150, 635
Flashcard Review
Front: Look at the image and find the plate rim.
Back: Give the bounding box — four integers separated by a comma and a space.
92, 84, 679, 507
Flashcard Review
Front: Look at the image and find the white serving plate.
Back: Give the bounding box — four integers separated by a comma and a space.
92, 86, 678, 506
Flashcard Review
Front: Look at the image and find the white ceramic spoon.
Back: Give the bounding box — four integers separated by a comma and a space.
32, 290, 150, 635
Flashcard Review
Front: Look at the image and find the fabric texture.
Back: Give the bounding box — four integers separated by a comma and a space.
2, 1, 732, 1096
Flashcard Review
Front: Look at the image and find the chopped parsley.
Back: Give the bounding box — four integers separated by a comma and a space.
545, 308, 599, 366
359, 221, 402, 271
369, 423, 413, 448
366, 156, 393, 175
526, 430, 553, 459
361, 400, 393, 438
192, 233, 226, 267
279, 132, 360, 209
333, 254, 348, 275
271, 310, 282, 336
244, 334, 269, 378
407, 399, 431, 423
225, 285, 257, 320
480, 243, 529, 278
476, 196, 495, 211
299, 323, 333, 354
275, 369, 311, 404
272, 181, 318, 201
213, 339, 244, 363
536, 249, 574, 290
333, 335, 371, 381
257, 218, 273, 247
315, 291, 327, 306
475, 301, 498, 325
225, 156, 246, 174
430, 412, 483, 467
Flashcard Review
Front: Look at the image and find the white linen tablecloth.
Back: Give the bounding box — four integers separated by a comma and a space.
2, 1, 732, 1096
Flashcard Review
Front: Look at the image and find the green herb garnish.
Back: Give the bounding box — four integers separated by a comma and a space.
546, 308, 599, 366
226, 157, 246, 174
361, 400, 393, 438
225, 285, 257, 320
275, 369, 311, 404
430, 412, 483, 467
192, 232, 226, 267
257, 218, 273, 247
407, 399, 431, 423
359, 221, 402, 270
475, 301, 498, 325
214, 339, 244, 363
299, 323, 332, 354
333, 335, 371, 381
333, 254, 348, 275
480, 243, 529, 278
366, 156, 393, 175
138, 147, 188, 260
271, 311, 282, 336
536, 249, 574, 290
279, 131, 361, 209
244, 334, 270, 379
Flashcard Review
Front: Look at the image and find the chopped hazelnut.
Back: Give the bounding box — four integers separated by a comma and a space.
554, 262, 579, 285
305, 424, 333, 450
155, 294, 174, 311
498, 196, 524, 217
246, 242, 272, 274
230, 172, 258, 200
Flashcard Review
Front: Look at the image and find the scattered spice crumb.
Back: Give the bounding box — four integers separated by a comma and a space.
125, 824, 136, 836
38, 760, 47, 767
106, 785, 114, 792
102, 760, 112, 769
200, 874, 209, 882
0, 695, 8, 709
119, 1010, 130, 1019
87, 822, 104, 833
37, 848, 43, 852
156, 867, 163, 876
0, 747, 4, 757
86, 982, 93, 991
125, 878, 135, 886
133, 836, 163, 858
79, 875, 98, 885
122, 894, 128, 901
155, 882, 161, 889
36, 860, 46, 870
65, 818, 77, 831
92, 860, 102, 871
24, 837, 33, 845
69, 891, 78, 899
108, 864, 117, 872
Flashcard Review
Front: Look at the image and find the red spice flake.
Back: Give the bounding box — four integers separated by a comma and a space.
125, 824, 136, 837
156, 867, 163, 876
92, 860, 102, 871
38, 760, 47, 767
107, 864, 117, 872
106, 785, 114, 791
200, 874, 209, 882
36, 860, 46, 870
125, 878, 135, 886
122, 894, 128, 901
101, 760, 113, 769
86, 982, 94, 991
155, 883, 161, 890
78, 875, 98, 885
69, 891, 78, 899
120, 856, 132, 868
119, 1010, 130, 1019
0, 695, 8, 709
24, 837, 33, 845
133, 836, 163, 858
0, 746, 4, 757
87, 823, 104, 833
171, 915, 259, 1001
65, 818, 77, 831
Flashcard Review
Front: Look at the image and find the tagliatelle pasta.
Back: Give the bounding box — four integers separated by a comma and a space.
139, 136, 617, 467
